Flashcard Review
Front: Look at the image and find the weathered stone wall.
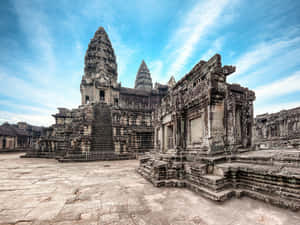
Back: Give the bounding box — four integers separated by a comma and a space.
28, 105, 94, 158
111, 85, 167, 155
0, 122, 43, 152
254, 107, 300, 149
153, 54, 255, 155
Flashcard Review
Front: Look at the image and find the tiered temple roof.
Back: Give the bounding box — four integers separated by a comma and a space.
134, 60, 153, 91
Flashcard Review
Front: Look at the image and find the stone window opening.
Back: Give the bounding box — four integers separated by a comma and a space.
132, 118, 136, 125
114, 98, 118, 105
100, 90, 105, 101
85, 96, 90, 104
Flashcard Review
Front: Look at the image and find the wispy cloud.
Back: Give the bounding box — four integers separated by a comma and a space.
201, 37, 225, 61
0, 70, 79, 109
254, 71, 300, 102
106, 26, 136, 78
0, 100, 53, 115
236, 46, 300, 87
0, 110, 53, 127
1, 0, 300, 126
255, 101, 300, 116
11, 0, 57, 84
231, 36, 300, 79
149, 60, 164, 83
166, 0, 230, 77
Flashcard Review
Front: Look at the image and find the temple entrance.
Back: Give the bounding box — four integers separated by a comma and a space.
167, 125, 173, 149
163, 124, 173, 150
100, 90, 105, 101
235, 106, 242, 145
2, 138, 6, 149
85, 96, 90, 104
137, 132, 152, 150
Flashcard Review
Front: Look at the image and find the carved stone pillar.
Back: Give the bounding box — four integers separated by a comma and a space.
175, 114, 181, 149
182, 112, 187, 150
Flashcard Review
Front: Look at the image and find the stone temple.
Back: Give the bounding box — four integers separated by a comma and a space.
24, 26, 300, 211
25, 27, 168, 161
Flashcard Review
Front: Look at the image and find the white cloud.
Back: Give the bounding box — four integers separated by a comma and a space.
232, 36, 300, 78
106, 26, 136, 79
166, 0, 230, 77
12, 0, 57, 85
149, 60, 164, 83
0, 110, 54, 127
0, 70, 79, 110
255, 101, 300, 116
235, 46, 300, 87
254, 71, 300, 102
201, 37, 225, 61
0, 100, 54, 115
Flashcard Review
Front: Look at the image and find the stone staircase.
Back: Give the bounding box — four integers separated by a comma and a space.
137, 154, 235, 202
216, 160, 300, 210
138, 150, 300, 210
58, 103, 135, 162
91, 103, 114, 153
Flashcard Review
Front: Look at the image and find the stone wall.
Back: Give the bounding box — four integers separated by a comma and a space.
254, 107, 300, 149
153, 54, 255, 156
0, 122, 44, 152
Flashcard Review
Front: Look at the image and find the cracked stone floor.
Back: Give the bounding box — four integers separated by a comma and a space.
0, 153, 299, 225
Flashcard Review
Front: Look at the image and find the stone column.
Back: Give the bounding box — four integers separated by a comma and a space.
182, 113, 187, 149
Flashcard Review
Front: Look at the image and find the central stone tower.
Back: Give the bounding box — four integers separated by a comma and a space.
80, 27, 119, 105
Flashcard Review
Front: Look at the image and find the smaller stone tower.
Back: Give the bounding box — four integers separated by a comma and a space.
135, 60, 153, 91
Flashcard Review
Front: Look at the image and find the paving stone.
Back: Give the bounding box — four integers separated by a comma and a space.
0, 153, 299, 225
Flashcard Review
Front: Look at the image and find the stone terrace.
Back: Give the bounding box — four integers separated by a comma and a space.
0, 153, 299, 225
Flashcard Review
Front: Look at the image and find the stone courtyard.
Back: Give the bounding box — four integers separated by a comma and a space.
0, 153, 299, 225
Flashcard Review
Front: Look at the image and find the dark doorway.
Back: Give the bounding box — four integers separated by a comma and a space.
137, 132, 152, 149
114, 98, 118, 105
100, 90, 105, 101
2, 138, 6, 149
85, 95, 90, 104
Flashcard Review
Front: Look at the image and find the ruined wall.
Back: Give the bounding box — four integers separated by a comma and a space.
111, 86, 168, 155
34, 106, 94, 158
0, 123, 41, 152
226, 84, 255, 150
254, 107, 300, 149
0, 136, 16, 150
153, 54, 255, 155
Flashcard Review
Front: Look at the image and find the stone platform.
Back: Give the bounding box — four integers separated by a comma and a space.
138, 149, 300, 211
1, 153, 300, 225
22, 151, 136, 162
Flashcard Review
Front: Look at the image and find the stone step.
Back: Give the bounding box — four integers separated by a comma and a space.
238, 179, 300, 200
185, 181, 235, 202
91, 103, 114, 152
240, 189, 300, 211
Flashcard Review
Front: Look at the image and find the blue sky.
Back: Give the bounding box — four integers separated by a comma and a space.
0, 0, 300, 126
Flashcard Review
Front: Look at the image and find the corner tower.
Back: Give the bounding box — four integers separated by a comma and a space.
134, 60, 153, 91
80, 27, 119, 105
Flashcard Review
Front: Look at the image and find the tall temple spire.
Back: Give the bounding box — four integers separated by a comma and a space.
80, 26, 118, 105
134, 60, 153, 91
83, 26, 118, 83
